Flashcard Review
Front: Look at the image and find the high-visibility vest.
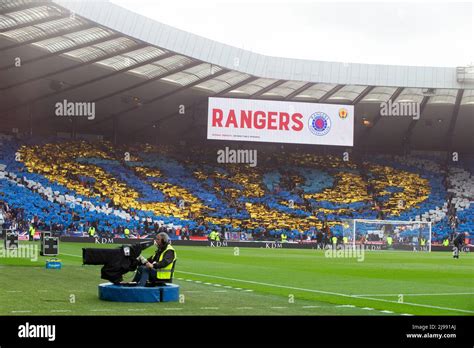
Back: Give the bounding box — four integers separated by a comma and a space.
215, 232, 220, 242
124, 228, 130, 236
420, 238, 426, 246
209, 231, 216, 240
443, 239, 449, 247
29, 226, 35, 236
387, 236, 393, 246
332, 236, 337, 244
281, 234, 287, 242
88, 227, 96, 236
343, 236, 348, 244
156, 244, 177, 280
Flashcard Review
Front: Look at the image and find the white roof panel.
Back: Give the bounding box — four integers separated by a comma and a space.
162, 63, 222, 86
128, 55, 193, 79
194, 71, 250, 93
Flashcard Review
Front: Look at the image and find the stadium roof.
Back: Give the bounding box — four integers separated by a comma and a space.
0, 0, 473, 151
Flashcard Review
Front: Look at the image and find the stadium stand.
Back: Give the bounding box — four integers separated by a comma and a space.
1, 136, 472, 243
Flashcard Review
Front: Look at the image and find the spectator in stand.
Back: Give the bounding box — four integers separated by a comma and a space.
183, 227, 190, 240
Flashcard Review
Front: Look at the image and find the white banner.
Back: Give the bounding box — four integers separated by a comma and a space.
208, 97, 353, 146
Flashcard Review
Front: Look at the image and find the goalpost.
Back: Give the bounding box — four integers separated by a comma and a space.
342, 219, 432, 252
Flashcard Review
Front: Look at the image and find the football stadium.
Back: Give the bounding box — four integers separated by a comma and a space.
0, 0, 473, 331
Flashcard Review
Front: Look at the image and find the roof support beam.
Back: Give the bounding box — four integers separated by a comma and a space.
351, 86, 375, 105
284, 82, 314, 100
249, 80, 286, 99
318, 84, 345, 102
446, 89, 464, 151
403, 95, 430, 145
356, 87, 404, 145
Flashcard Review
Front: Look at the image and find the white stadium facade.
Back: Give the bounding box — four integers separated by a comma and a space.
0, 0, 473, 152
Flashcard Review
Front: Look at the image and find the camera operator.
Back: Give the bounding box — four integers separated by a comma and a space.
132, 232, 177, 286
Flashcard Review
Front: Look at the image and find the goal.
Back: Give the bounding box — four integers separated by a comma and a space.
342, 219, 432, 252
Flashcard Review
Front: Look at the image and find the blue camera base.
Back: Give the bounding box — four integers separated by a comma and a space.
98, 283, 180, 303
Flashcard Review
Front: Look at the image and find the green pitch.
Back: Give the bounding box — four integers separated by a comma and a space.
0, 242, 473, 316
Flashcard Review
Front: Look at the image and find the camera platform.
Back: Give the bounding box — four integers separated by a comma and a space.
98, 283, 180, 303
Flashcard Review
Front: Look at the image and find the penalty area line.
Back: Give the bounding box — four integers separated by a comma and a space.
176, 270, 474, 314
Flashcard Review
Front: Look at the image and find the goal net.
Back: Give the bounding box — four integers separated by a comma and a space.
342, 219, 432, 252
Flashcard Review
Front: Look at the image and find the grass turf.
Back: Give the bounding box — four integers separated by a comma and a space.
0, 241, 472, 316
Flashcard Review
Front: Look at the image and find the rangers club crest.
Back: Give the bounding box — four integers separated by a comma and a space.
308, 112, 331, 136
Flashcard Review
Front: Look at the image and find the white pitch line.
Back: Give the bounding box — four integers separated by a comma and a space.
183, 290, 202, 293
302, 305, 320, 308
60, 253, 82, 258
6, 290, 22, 293
127, 309, 145, 311
270, 306, 288, 309
380, 310, 394, 314
50, 310, 71, 313
176, 270, 474, 314
177, 271, 352, 297
213, 284, 222, 287
336, 304, 355, 308
200, 307, 219, 310
11, 310, 32, 313
90, 309, 113, 312
164, 308, 183, 311
203, 282, 213, 285
234, 288, 242, 290
185, 279, 193, 282
401, 313, 414, 316
194, 280, 202, 283
213, 290, 228, 293
352, 292, 474, 297
223, 286, 232, 289
243, 289, 253, 292
362, 307, 374, 311
355, 295, 474, 314
236, 307, 254, 309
